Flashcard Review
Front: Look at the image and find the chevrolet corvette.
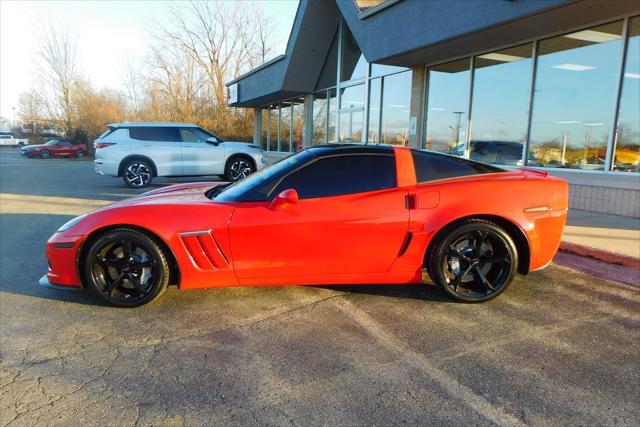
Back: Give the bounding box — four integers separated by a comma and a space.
41, 145, 568, 307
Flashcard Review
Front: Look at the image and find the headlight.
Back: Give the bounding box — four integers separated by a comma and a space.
57, 214, 87, 232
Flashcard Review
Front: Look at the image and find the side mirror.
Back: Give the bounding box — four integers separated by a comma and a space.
269, 189, 299, 211
206, 137, 220, 146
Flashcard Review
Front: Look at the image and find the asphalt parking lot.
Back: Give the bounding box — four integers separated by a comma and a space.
1, 148, 639, 426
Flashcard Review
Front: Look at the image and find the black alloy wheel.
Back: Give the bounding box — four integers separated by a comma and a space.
427, 220, 518, 302
83, 228, 170, 307
40, 150, 51, 159
225, 156, 255, 182
75, 149, 85, 159
123, 159, 153, 188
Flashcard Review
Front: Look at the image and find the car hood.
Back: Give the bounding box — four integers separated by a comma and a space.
102, 182, 226, 209
22, 144, 44, 149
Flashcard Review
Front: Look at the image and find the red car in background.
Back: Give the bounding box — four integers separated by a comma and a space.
20, 139, 88, 159
41, 145, 568, 307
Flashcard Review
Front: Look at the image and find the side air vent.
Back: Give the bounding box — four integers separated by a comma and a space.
180, 230, 230, 270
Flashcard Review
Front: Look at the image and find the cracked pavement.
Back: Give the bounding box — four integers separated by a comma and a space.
1, 148, 639, 426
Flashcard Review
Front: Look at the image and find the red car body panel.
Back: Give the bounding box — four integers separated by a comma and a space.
45, 147, 568, 290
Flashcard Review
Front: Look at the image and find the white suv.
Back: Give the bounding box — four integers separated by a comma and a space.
94, 122, 268, 188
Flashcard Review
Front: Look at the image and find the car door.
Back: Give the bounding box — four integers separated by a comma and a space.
128, 127, 182, 176
229, 154, 409, 282
57, 141, 73, 157
179, 127, 225, 175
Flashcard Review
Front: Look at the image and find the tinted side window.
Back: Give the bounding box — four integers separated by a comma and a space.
179, 127, 213, 143
412, 150, 504, 183
129, 127, 179, 142
60, 141, 72, 147
272, 154, 396, 199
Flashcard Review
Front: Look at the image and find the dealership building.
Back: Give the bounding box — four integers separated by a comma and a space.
226, 0, 640, 217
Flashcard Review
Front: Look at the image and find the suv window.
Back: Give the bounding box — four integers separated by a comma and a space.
180, 127, 213, 143
412, 150, 504, 183
129, 127, 180, 142
271, 154, 396, 200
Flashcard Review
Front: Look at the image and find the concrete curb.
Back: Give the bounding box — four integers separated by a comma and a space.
559, 241, 640, 270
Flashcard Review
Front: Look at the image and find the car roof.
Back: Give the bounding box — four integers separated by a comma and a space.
107, 122, 198, 128
308, 144, 395, 156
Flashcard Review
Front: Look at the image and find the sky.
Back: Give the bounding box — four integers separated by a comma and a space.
0, 0, 299, 122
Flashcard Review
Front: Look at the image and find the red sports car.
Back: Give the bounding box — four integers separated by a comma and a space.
41, 145, 568, 307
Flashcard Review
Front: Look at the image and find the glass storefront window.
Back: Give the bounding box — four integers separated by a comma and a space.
339, 84, 365, 143
470, 43, 533, 165
292, 99, 304, 152
341, 26, 368, 82
528, 21, 624, 170
268, 105, 278, 152
367, 78, 381, 143
424, 58, 471, 155
613, 17, 640, 173
312, 92, 328, 145
381, 70, 411, 145
280, 101, 292, 152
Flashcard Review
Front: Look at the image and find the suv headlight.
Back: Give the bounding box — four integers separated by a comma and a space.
58, 214, 87, 232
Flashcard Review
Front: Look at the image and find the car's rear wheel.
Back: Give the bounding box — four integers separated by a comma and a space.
122, 159, 153, 188
75, 149, 85, 159
224, 156, 255, 182
427, 220, 518, 302
83, 228, 170, 307
40, 150, 51, 159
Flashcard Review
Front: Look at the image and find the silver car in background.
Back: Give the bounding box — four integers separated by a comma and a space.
94, 122, 268, 188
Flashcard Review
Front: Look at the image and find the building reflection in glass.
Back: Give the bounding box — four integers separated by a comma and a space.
528, 21, 624, 170
470, 43, 533, 165
424, 58, 471, 155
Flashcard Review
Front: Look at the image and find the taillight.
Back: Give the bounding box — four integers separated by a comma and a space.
94, 142, 116, 149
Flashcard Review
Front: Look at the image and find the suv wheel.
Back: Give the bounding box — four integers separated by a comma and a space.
225, 156, 255, 182
122, 159, 153, 188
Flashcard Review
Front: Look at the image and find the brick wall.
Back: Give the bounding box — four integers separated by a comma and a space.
569, 184, 640, 218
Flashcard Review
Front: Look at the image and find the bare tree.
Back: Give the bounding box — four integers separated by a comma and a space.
119, 54, 144, 118
153, 1, 276, 120
17, 89, 45, 124
37, 22, 79, 132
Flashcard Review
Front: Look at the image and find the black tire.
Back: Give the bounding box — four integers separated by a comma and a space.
83, 228, 170, 307
40, 150, 51, 159
426, 219, 518, 303
224, 156, 255, 182
75, 149, 85, 159
122, 159, 153, 188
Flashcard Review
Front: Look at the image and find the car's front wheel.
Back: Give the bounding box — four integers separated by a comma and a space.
75, 149, 85, 159
40, 150, 51, 159
427, 219, 518, 302
122, 159, 153, 188
224, 156, 255, 182
83, 228, 170, 307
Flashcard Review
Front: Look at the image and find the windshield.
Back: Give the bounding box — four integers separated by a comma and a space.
45, 140, 59, 146
213, 151, 314, 202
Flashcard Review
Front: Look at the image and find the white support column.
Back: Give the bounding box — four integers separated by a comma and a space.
303, 94, 314, 149
408, 66, 426, 149
253, 107, 261, 146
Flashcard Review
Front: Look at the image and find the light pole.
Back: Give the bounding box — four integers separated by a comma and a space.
12, 107, 16, 129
